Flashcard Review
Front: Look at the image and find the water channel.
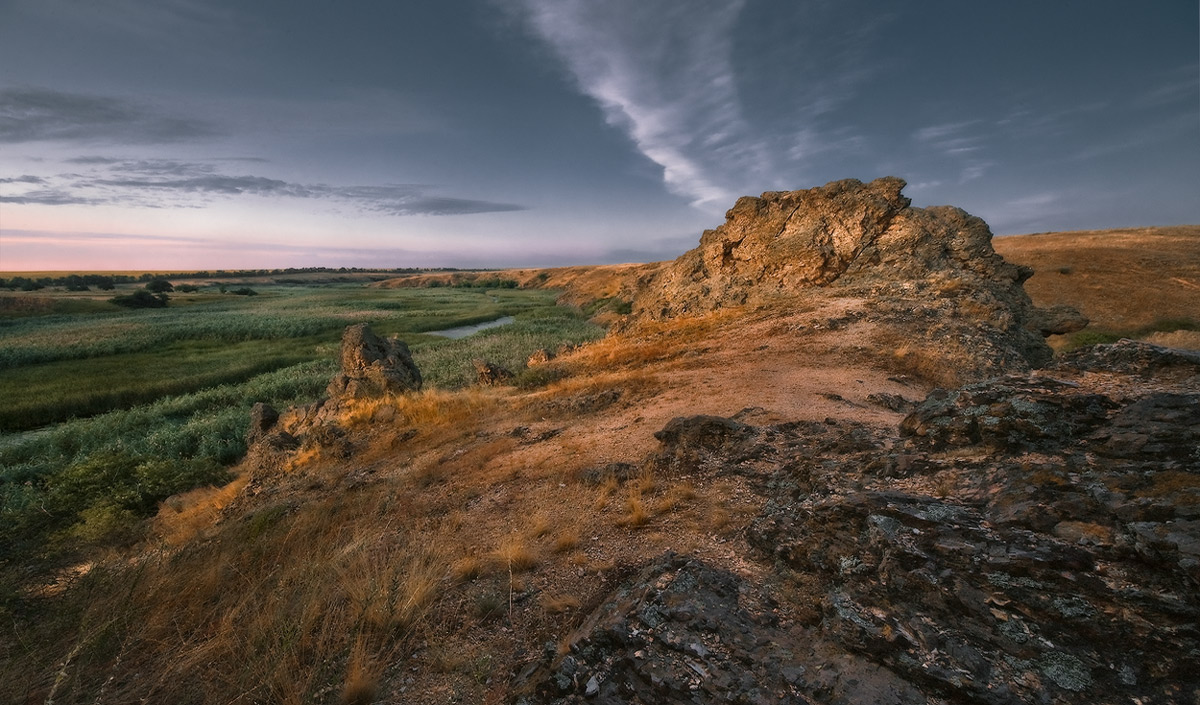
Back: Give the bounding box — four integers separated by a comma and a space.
425, 315, 515, 339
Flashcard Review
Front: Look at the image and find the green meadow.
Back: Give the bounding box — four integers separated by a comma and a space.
0, 279, 603, 560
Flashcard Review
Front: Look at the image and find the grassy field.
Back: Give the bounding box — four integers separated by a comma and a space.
0, 279, 603, 563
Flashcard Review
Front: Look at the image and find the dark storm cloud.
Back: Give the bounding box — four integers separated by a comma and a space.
1, 158, 526, 216
0, 87, 216, 144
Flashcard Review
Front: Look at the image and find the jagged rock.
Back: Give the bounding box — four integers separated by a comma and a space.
899, 376, 1117, 452
246, 402, 279, 445
747, 484, 1200, 705
865, 392, 917, 413
531, 351, 1200, 704
653, 415, 755, 453
1089, 392, 1200, 465
738, 360, 1200, 704
512, 553, 928, 705
899, 370, 1200, 467
245, 402, 298, 452
1054, 338, 1200, 378
539, 388, 623, 416
634, 177, 1081, 379
527, 348, 556, 366
326, 323, 421, 400
473, 358, 514, 386
1028, 304, 1089, 336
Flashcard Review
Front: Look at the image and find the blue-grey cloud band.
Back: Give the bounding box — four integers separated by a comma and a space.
1, 164, 526, 215
0, 87, 217, 144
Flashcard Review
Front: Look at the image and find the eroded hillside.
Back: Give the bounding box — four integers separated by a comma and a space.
4, 180, 1197, 705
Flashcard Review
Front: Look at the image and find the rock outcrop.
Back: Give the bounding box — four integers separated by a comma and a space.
245, 324, 422, 470
634, 177, 1079, 379
517, 341, 1200, 705
473, 358, 514, 386
326, 323, 421, 400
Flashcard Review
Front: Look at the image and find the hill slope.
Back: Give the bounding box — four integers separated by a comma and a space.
4, 184, 1197, 704
994, 225, 1200, 349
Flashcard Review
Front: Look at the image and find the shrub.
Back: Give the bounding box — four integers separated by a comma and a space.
146, 279, 175, 293
111, 290, 168, 308
230, 287, 259, 296
46, 450, 230, 525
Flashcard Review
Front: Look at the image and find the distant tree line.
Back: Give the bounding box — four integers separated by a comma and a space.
136, 266, 467, 280
0, 274, 134, 291
0, 267, 475, 292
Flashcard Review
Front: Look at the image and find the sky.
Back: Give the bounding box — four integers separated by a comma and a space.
0, 0, 1197, 271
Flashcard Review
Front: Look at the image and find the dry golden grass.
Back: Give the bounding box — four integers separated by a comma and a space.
552, 530, 580, 553
541, 593, 582, 614
490, 535, 538, 573
10, 488, 459, 704
527, 513, 552, 538
152, 473, 249, 546
593, 473, 620, 510
451, 554, 485, 582
341, 388, 501, 429
655, 480, 698, 514
340, 637, 382, 705
617, 493, 651, 528
995, 226, 1200, 333
566, 310, 742, 372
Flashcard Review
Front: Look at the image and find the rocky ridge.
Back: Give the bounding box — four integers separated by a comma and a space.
634, 177, 1086, 381
515, 340, 1200, 704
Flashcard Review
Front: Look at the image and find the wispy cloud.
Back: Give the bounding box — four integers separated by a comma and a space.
912, 120, 993, 183
0, 87, 217, 144
0, 189, 101, 206
512, 0, 754, 209
0, 175, 47, 184
509, 1, 889, 210
0, 157, 525, 216
981, 191, 1069, 234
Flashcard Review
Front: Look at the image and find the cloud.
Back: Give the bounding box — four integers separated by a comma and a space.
912, 120, 993, 183
94, 174, 307, 197
0, 157, 526, 216
0, 87, 217, 144
0, 189, 100, 206
509, 0, 898, 209
0, 175, 47, 184
913, 120, 982, 154
512, 0, 753, 209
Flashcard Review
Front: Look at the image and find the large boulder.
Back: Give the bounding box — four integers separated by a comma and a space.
326, 323, 422, 400
634, 177, 1079, 377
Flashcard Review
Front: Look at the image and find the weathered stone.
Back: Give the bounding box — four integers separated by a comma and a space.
1028, 304, 1089, 336
1054, 338, 1200, 378
246, 402, 280, 445
512, 553, 928, 705
527, 348, 556, 366
326, 323, 421, 400
473, 358, 514, 386
899, 376, 1116, 452
633, 177, 1083, 380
